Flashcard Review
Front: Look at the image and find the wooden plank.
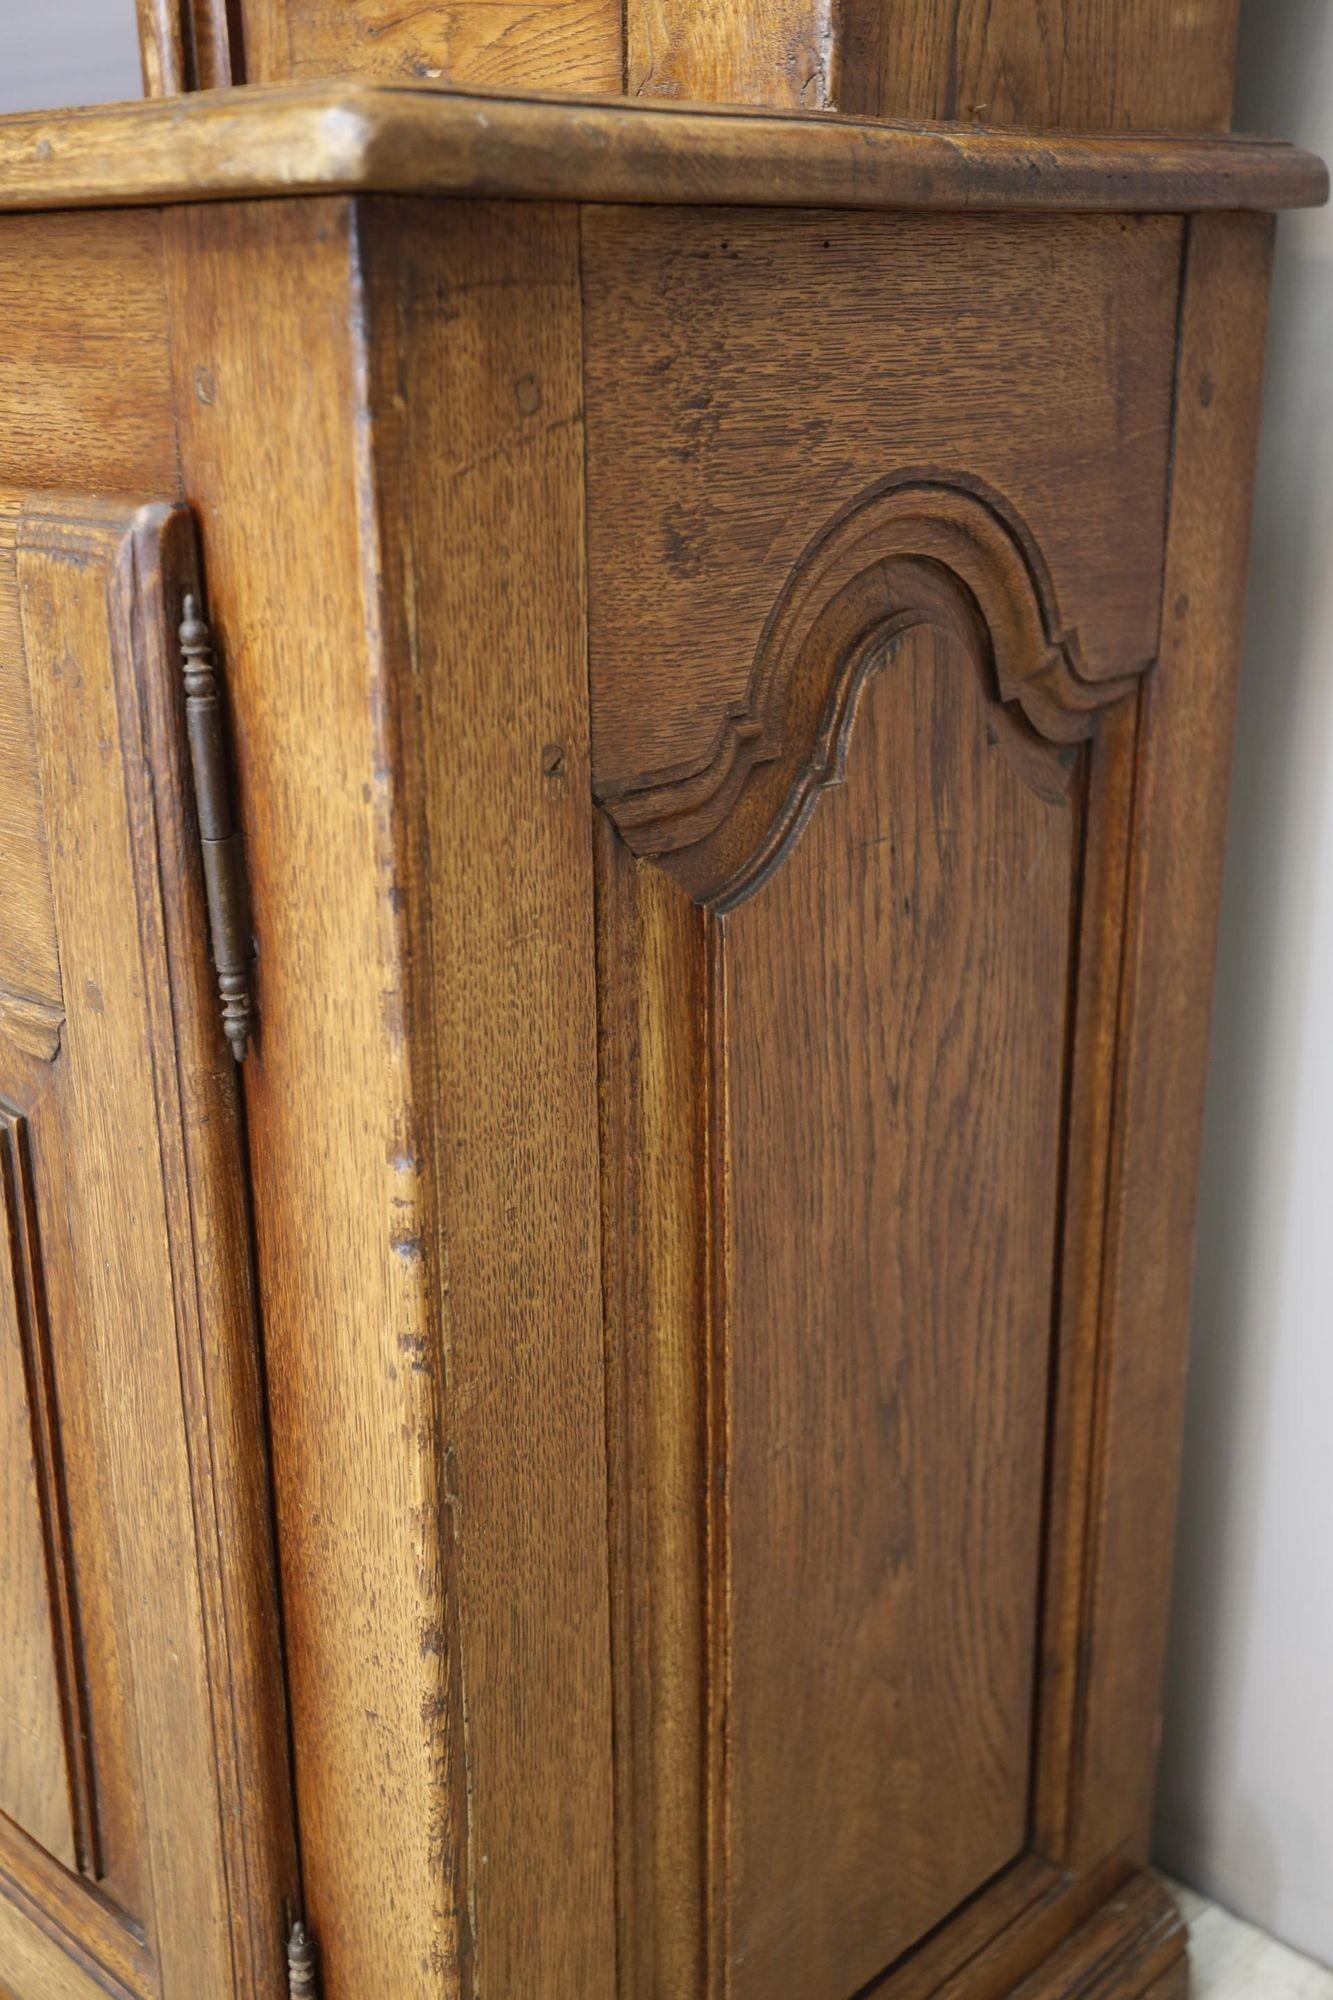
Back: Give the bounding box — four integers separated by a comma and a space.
0, 83, 1322, 219
166, 192, 616, 2000
1067, 212, 1276, 1873
241, 0, 623, 93
357, 194, 618, 2000
0, 210, 177, 498
849, 0, 1242, 132
163, 196, 464, 2000
627, 0, 839, 109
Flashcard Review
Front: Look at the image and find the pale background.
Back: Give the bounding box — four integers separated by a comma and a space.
0, 0, 1329, 1971
1155, 0, 1333, 1969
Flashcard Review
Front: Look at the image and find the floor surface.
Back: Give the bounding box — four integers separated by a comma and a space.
1168, 1880, 1333, 1997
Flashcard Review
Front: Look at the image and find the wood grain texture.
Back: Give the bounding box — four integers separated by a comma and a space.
1004, 1873, 1186, 1997
16, 495, 298, 1998
583, 206, 1180, 810
164, 197, 462, 2000
722, 630, 1076, 1998
137, 0, 240, 92
628, 0, 838, 109
0, 1044, 148, 1932
0, 503, 61, 1017
165, 192, 617, 2000
0, 214, 177, 499
241, 0, 623, 92
1066, 212, 1277, 1876
0, 84, 1323, 218
847, 0, 1242, 132
357, 194, 617, 2000
0, 1108, 78, 1870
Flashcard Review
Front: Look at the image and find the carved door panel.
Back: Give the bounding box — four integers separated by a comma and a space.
585, 206, 1260, 1998
0, 494, 297, 1999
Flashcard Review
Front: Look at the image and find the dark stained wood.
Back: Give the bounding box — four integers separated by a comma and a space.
0, 83, 1324, 219
1004, 1873, 1186, 1998
1066, 210, 1277, 1877
720, 629, 1076, 1997
844, 0, 1242, 132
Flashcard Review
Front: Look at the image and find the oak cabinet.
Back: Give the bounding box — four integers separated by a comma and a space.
0, 73, 1324, 2000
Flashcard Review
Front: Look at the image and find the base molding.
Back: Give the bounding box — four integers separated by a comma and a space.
1008, 1874, 1187, 1998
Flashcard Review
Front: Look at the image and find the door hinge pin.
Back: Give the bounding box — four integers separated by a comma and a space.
179, 595, 254, 1061
288, 1918, 318, 1997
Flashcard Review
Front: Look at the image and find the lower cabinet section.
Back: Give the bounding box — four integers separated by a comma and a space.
0, 121, 1290, 2000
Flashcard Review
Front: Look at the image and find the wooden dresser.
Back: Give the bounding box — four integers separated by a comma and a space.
0, 5, 1324, 1997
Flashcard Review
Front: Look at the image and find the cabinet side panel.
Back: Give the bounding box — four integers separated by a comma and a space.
359, 194, 618, 2000
1069, 212, 1275, 1872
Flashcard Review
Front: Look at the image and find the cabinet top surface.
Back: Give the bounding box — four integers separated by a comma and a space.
0, 80, 1325, 218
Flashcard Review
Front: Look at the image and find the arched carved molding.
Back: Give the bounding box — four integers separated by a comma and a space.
594, 474, 1149, 909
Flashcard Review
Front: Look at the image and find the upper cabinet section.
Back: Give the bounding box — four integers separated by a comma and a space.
0, 0, 142, 114
135, 0, 1241, 128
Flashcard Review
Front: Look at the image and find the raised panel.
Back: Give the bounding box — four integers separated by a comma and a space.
0, 494, 298, 2000
722, 628, 1074, 1995
594, 451, 1152, 1996
0, 1104, 81, 1872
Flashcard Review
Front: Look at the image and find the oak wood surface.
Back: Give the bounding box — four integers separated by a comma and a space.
163, 196, 463, 2000
0, 1108, 76, 1869
135, 0, 1239, 130
359, 193, 618, 2000
165, 191, 618, 2000
0, 82, 1323, 218
1065, 210, 1276, 1877
241, 0, 624, 93
627, 0, 839, 109
582, 206, 1180, 814
0, 506, 60, 1021
721, 630, 1075, 1997
0, 494, 298, 1999
846, 0, 1242, 132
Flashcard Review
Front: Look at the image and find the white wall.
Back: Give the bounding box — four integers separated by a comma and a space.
1155, 0, 1333, 1968
0, 0, 142, 116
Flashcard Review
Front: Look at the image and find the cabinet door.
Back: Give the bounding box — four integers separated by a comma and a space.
0, 494, 297, 1999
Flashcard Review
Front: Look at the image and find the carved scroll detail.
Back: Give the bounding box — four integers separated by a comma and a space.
594, 473, 1149, 907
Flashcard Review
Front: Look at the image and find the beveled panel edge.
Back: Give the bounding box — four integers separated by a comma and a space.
0, 81, 1323, 218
